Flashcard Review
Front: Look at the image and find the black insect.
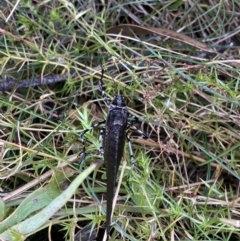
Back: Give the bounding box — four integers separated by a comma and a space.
80, 68, 147, 239
99, 77, 129, 238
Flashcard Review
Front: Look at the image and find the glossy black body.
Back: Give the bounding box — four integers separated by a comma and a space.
103, 94, 128, 237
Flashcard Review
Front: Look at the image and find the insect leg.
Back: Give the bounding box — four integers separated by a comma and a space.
128, 123, 149, 139
126, 130, 135, 167
126, 130, 135, 195
128, 114, 149, 139
99, 67, 111, 106
99, 127, 105, 156
79, 120, 105, 160
126, 122, 149, 194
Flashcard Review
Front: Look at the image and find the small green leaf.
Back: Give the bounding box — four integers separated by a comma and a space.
0, 198, 6, 221
0, 184, 60, 233
0, 161, 100, 241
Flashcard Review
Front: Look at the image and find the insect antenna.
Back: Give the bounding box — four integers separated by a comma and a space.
99, 66, 111, 106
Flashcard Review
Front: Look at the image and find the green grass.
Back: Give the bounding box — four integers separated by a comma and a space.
0, 1, 240, 241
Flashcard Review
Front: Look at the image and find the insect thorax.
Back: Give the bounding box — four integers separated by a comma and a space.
111, 94, 126, 107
